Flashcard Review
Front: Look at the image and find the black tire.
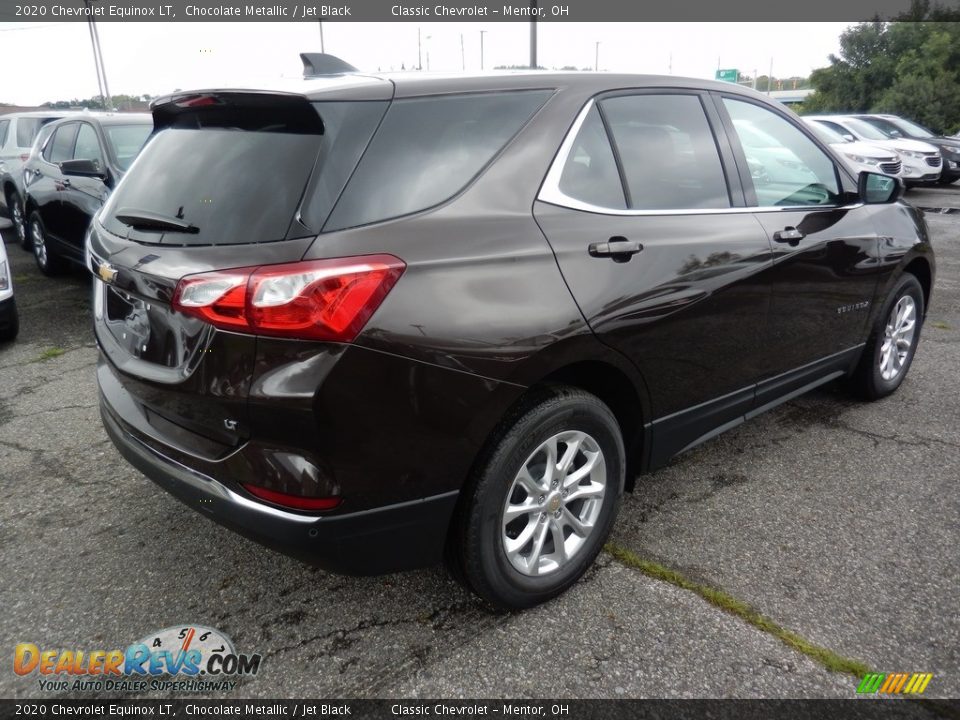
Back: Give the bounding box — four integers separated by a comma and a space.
28, 212, 67, 276
5, 189, 28, 250
850, 273, 925, 400
450, 385, 624, 610
0, 297, 19, 342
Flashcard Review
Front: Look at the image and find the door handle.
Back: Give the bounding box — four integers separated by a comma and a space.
773, 227, 804, 245
588, 237, 644, 263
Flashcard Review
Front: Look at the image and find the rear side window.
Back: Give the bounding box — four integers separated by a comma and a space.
16, 118, 43, 148
600, 94, 730, 210
324, 90, 552, 231
558, 106, 626, 209
0, 120, 9, 149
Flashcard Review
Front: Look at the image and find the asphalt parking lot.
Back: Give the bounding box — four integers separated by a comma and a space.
1, 186, 958, 701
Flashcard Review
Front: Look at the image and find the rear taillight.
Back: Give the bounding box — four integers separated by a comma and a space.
241, 483, 341, 512
171, 254, 405, 341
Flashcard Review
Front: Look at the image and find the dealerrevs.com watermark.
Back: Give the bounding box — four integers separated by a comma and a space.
13, 626, 261, 694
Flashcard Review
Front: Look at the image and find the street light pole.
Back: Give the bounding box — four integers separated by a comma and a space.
595, 41, 600, 72
84, 0, 111, 110
418, 26, 422, 70
480, 30, 486, 70
318, 21, 325, 53
529, 1, 537, 69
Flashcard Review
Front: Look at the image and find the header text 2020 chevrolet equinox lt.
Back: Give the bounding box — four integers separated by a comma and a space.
90, 55, 934, 609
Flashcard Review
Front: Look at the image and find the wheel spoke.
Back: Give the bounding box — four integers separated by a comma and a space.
563, 450, 600, 488
504, 498, 541, 523
504, 518, 538, 557
565, 480, 604, 503
560, 506, 589, 537
557, 434, 582, 476
527, 519, 550, 574
549, 520, 567, 564
515, 466, 543, 497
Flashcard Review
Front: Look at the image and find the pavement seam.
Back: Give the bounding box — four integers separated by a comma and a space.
603, 542, 872, 678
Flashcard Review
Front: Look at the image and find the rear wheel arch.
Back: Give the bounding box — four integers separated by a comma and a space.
534, 360, 646, 489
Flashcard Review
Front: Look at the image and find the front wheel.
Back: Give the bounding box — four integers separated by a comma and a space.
850, 273, 925, 400
29, 212, 67, 276
450, 386, 624, 610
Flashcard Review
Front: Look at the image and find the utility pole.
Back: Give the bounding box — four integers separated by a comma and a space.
668, 53, 672, 75
480, 30, 486, 70
752, 68, 757, 90
768, 57, 773, 95
529, 1, 537, 69
84, 0, 111, 110
318, 21, 325, 53
460, 33, 465, 71
595, 41, 600, 72
418, 26, 422, 70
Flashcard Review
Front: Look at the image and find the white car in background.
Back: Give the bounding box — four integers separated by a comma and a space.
0, 238, 18, 341
802, 119, 902, 179
805, 115, 942, 185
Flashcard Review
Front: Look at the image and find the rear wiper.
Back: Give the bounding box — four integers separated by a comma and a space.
114, 208, 199, 234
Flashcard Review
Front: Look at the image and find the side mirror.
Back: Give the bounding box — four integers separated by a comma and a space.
843, 133, 855, 142
859, 171, 903, 204
60, 159, 106, 180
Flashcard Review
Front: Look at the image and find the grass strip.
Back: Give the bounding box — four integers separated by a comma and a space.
605, 541, 872, 677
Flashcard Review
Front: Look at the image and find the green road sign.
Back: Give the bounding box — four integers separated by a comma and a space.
716, 68, 739, 83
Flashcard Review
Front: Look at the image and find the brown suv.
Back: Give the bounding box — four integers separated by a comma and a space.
91, 57, 933, 608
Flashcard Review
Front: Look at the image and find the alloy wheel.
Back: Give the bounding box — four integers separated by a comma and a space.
501, 430, 607, 577
31, 218, 47, 269
11, 199, 25, 244
879, 295, 917, 381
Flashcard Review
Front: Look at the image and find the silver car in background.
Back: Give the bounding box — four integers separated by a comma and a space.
805, 115, 942, 185
803, 118, 902, 179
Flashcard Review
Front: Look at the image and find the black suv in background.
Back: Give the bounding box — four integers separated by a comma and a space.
24, 113, 152, 275
91, 58, 933, 609
854, 114, 960, 185
0, 111, 75, 247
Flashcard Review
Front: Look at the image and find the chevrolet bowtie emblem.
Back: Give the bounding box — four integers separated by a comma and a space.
98, 262, 118, 284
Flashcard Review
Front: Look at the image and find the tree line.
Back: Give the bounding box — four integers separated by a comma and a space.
804, 0, 960, 134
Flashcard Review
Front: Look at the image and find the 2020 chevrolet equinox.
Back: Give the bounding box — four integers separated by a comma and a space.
91, 56, 934, 609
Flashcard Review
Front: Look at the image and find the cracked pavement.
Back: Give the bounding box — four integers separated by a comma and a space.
1, 186, 958, 700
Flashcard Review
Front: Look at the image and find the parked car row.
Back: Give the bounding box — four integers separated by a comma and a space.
0, 110, 152, 344
802, 113, 959, 186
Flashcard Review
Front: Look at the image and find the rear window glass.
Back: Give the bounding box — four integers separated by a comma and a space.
100, 127, 321, 245
324, 90, 552, 231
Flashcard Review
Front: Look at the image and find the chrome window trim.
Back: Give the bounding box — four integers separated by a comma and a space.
538, 97, 864, 217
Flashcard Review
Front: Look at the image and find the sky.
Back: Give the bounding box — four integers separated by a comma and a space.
0, 21, 853, 106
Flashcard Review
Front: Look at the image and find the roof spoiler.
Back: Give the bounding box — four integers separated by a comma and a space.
300, 53, 358, 77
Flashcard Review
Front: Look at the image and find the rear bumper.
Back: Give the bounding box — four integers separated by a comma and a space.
101, 397, 460, 575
